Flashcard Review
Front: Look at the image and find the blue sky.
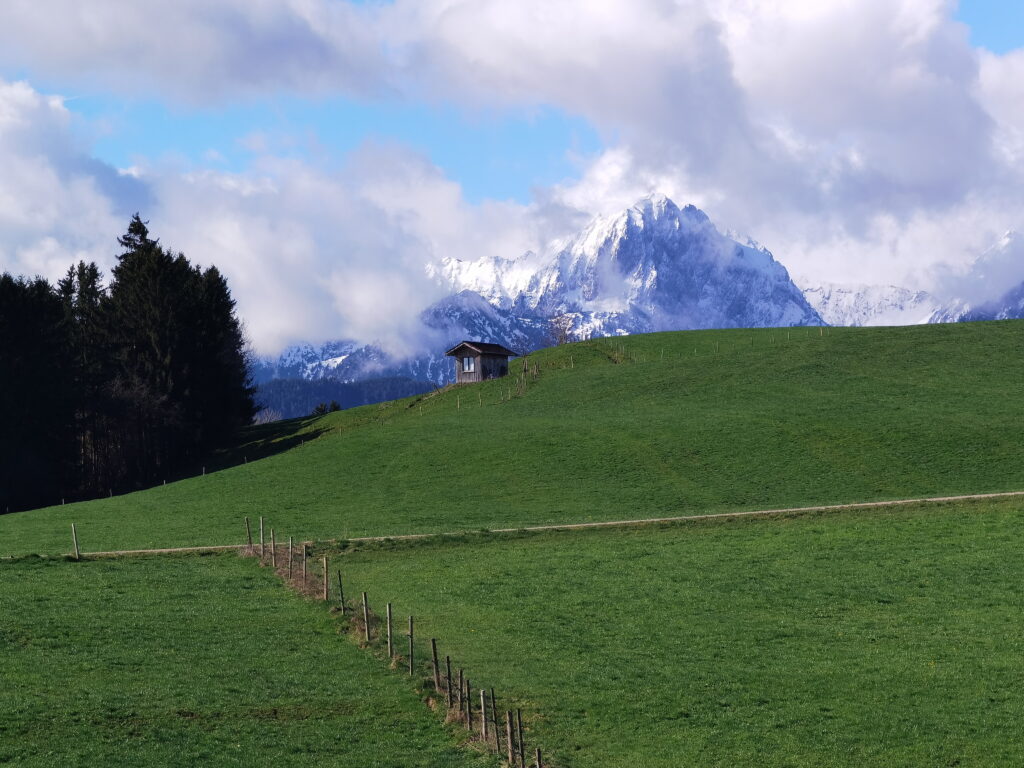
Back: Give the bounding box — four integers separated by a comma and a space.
63, 93, 602, 205
956, 0, 1024, 53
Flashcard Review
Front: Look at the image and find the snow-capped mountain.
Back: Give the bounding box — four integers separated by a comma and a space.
803, 283, 940, 327
440, 194, 821, 337
256, 194, 822, 387
929, 231, 1024, 322
930, 283, 1024, 323
250, 340, 362, 383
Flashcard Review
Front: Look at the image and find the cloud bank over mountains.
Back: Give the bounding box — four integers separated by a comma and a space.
1, 0, 1023, 353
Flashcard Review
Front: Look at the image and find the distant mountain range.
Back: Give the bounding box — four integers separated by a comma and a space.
253, 196, 1023, 416
928, 231, 1024, 323
801, 284, 940, 327
803, 230, 1024, 326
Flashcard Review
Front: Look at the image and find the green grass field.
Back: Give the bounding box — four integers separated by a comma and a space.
2, 321, 1024, 558
329, 498, 1024, 767
0, 552, 496, 767
4, 321, 1024, 766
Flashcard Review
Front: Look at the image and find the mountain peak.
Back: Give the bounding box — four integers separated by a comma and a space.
625, 194, 711, 232
626, 191, 675, 215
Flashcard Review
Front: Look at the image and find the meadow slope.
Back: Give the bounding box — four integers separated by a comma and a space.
330, 498, 1024, 768
0, 553, 496, 767
2, 321, 1023, 557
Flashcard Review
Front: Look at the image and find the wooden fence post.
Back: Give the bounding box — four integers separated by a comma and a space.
536, 747, 543, 768
431, 639, 441, 691
457, 668, 463, 711
71, 523, 80, 560
466, 680, 473, 730
244, 516, 253, 551
271, 529, 277, 568
517, 708, 525, 767
259, 516, 264, 558
445, 656, 452, 707
321, 557, 328, 601
301, 544, 307, 585
506, 711, 515, 765
386, 603, 393, 658
407, 616, 414, 675
336, 571, 345, 613
362, 592, 371, 643
288, 537, 293, 580
480, 689, 488, 741
491, 689, 499, 750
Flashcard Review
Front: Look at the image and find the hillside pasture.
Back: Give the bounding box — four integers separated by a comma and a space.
2, 322, 1023, 559
0, 553, 495, 767
329, 498, 1024, 767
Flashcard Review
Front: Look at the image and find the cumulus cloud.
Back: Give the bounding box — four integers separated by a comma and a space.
152, 146, 544, 356
0, 0, 386, 102
0, 79, 143, 280
3, 0, 1024, 343
384, 0, 1024, 292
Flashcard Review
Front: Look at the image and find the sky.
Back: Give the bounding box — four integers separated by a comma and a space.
1, 0, 1023, 354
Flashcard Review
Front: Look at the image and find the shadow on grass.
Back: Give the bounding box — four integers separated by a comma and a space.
205, 416, 329, 472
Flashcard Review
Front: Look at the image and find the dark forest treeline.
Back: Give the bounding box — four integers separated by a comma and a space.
0, 216, 255, 513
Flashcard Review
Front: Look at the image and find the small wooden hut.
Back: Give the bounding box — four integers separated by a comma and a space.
445, 341, 519, 384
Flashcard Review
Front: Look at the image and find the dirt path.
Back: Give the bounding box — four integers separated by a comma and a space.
70, 489, 1024, 558
83, 543, 247, 557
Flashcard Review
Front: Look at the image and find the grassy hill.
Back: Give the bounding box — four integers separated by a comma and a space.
329, 497, 1024, 767
5, 320, 1024, 766
2, 321, 1024, 557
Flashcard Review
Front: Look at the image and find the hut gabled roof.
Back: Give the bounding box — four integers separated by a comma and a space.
445, 340, 520, 358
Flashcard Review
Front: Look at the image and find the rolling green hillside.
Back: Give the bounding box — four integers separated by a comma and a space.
330, 497, 1024, 768
5, 320, 1024, 767
2, 321, 1024, 557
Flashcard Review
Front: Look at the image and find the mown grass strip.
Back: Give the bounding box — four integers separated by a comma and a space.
0, 553, 498, 767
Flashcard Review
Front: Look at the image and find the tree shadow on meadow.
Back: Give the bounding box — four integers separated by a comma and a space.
205, 416, 329, 472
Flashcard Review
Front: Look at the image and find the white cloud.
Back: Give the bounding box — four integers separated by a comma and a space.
4, 0, 1024, 338
0, 79, 552, 355
0, 0, 386, 102
0, 80, 135, 281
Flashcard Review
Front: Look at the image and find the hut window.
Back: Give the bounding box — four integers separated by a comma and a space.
462, 356, 475, 373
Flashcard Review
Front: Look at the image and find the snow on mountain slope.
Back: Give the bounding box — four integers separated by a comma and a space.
251, 340, 361, 383
803, 283, 940, 327
442, 194, 821, 337
930, 231, 1024, 323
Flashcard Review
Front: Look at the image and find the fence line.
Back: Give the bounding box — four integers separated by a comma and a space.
247, 532, 546, 767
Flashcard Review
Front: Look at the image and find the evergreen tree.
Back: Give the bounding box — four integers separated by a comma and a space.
1, 215, 256, 508
188, 265, 257, 447
0, 274, 76, 512
57, 261, 111, 494
103, 215, 255, 486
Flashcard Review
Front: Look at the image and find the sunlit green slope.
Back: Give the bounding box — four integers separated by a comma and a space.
2, 321, 1022, 556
